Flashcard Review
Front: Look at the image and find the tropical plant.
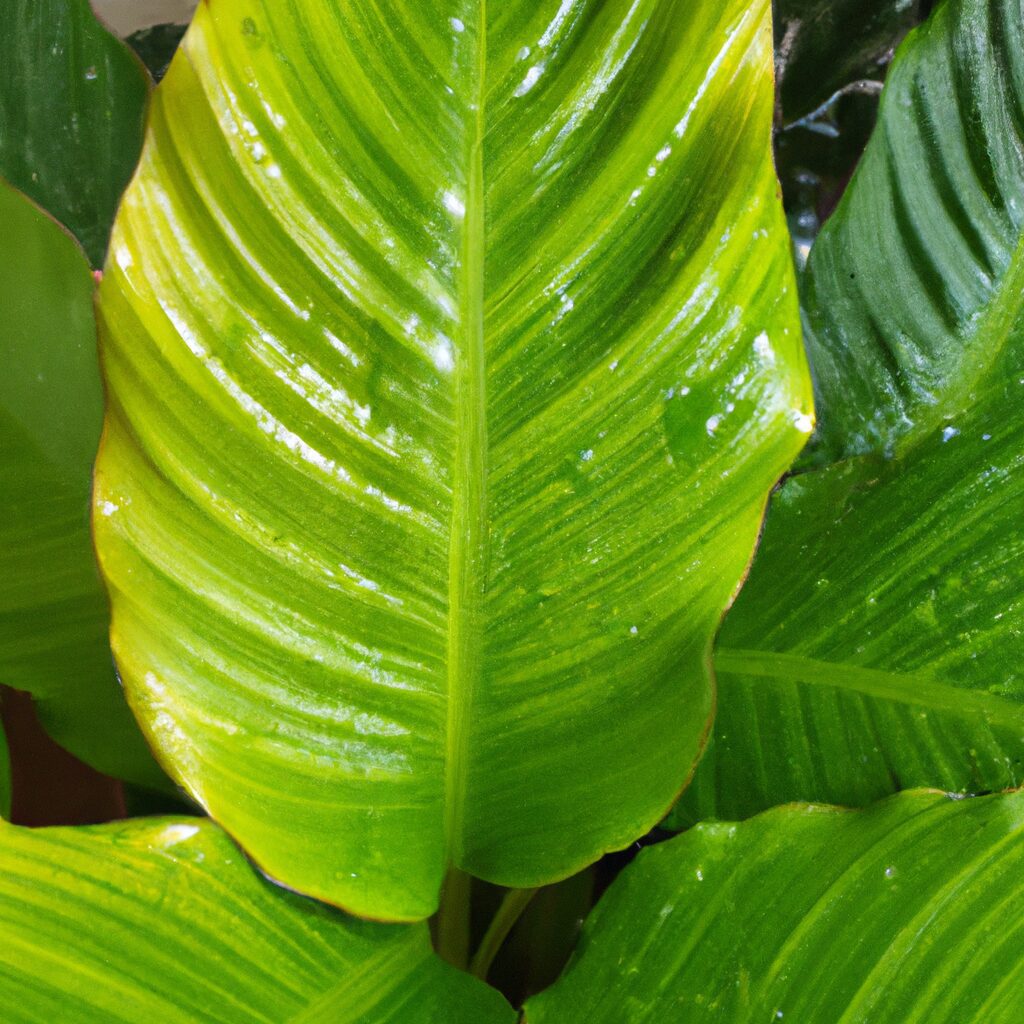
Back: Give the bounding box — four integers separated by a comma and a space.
1, 0, 1022, 1019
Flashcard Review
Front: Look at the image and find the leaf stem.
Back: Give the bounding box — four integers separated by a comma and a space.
470, 886, 538, 980
435, 867, 472, 970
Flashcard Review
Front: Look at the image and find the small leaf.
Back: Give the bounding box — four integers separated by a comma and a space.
0, 181, 164, 788
0, 816, 514, 1023
0, 0, 149, 267
527, 790, 1024, 1023
94, 0, 811, 919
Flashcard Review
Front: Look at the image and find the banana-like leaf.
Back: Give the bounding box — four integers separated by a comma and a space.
0, 181, 164, 789
0, 816, 514, 1023
0, 0, 149, 267
527, 789, 1024, 1023
803, 0, 1024, 462
673, 0, 1024, 828
94, 0, 812, 919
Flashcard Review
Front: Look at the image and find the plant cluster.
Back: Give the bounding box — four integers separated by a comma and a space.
1, 0, 1023, 1020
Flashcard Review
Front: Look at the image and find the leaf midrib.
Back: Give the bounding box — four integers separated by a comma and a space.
445, 6, 489, 864
716, 647, 1024, 728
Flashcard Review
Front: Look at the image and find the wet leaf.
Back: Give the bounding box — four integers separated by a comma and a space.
94, 0, 811, 919
676, 0, 1024, 826
0, 815, 514, 1023
528, 790, 1024, 1023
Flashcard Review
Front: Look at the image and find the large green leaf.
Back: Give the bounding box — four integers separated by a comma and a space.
674, 0, 1024, 827
527, 789, 1024, 1023
0, 0, 149, 267
803, 0, 1024, 461
94, 0, 812, 919
0, 815, 513, 1023
0, 181, 164, 789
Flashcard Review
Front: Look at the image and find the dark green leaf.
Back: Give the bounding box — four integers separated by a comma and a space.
528, 790, 1024, 1023
0, 0, 149, 266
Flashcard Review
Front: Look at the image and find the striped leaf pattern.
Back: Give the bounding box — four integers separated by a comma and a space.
528, 790, 1024, 1024
675, 0, 1024, 827
94, 0, 811, 919
0, 817, 513, 1023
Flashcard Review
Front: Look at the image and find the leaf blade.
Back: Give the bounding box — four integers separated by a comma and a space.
0, 816, 514, 1024
95, 0, 811, 918
0, 0, 149, 266
527, 790, 1024, 1024
676, 0, 1024, 826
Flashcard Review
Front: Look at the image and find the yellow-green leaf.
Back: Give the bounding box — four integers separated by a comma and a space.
95, 0, 811, 919
0, 816, 514, 1023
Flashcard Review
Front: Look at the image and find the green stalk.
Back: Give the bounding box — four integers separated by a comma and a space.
470, 887, 538, 980
435, 867, 472, 970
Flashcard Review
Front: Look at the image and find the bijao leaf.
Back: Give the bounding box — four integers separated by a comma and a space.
94, 0, 812, 918
0, 180, 164, 789
527, 789, 1024, 1023
0, 815, 514, 1023
675, 0, 1024, 826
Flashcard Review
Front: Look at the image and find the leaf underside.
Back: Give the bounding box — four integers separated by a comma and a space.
94, 0, 811, 919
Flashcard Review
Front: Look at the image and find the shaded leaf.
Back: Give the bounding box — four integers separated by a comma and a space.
126, 23, 188, 82
674, 0, 1024, 827
0, 0, 149, 266
0, 816, 514, 1023
94, 0, 811, 919
775, 0, 923, 121
528, 790, 1024, 1023
0, 181, 164, 788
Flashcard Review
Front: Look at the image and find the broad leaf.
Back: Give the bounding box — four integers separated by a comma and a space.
0, 182, 164, 788
0, 0, 149, 267
0, 816, 514, 1023
527, 790, 1024, 1023
674, 0, 1024, 827
803, 0, 1024, 461
94, 0, 812, 919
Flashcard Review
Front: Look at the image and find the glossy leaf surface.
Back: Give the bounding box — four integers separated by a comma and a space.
0, 816, 514, 1023
0, 182, 163, 788
0, 0, 148, 267
528, 790, 1024, 1023
803, 0, 1024, 461
675, 0, 1024, 827
94, 0, 811, 919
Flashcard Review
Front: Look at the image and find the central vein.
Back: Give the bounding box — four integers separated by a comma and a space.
444, 7, 488, 862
